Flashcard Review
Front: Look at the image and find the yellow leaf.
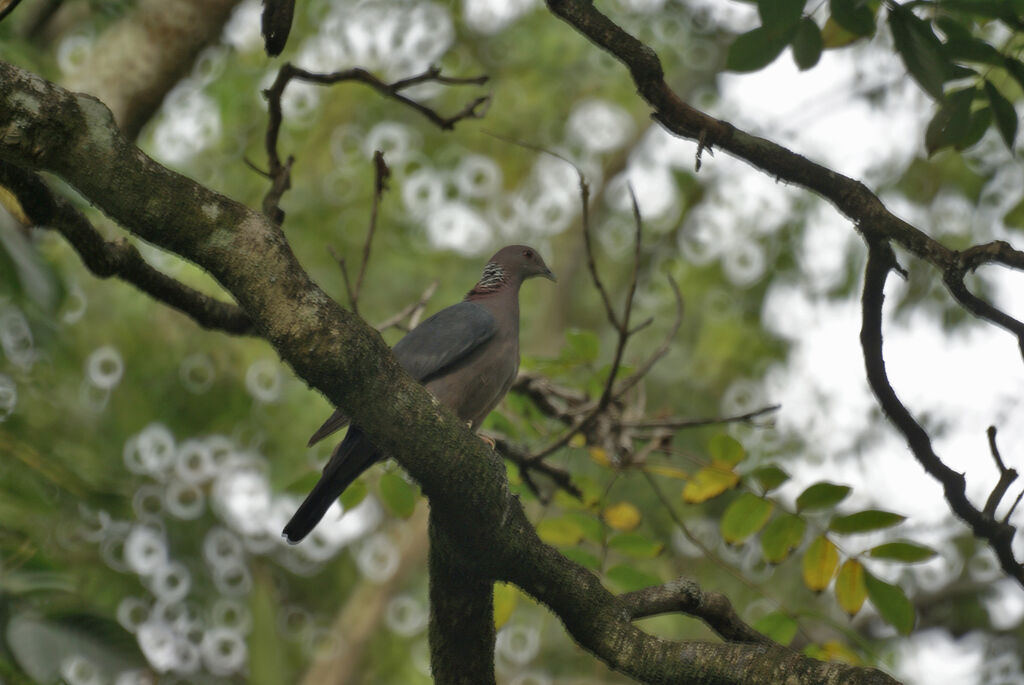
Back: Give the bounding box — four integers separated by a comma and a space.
536, 517, 584, 546
493, 582, 518, 629
602, 502, 641, 531
802, 535, 839, 592
646, 465, 688, 480
569, 434, 586, 448
681, 466, 739, 503
818, 640, 862, 665
589, 446, 610, 466
834, 559, 867, 616
0, 185, 30, 225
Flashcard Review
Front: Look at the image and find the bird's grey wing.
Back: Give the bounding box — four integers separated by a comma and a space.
392, 301, 497, 382
307, 407, 350, 447
307, 302, 494, 446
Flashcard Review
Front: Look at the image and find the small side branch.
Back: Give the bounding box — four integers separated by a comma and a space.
983, 426, 1018, 518
493, 437, 583, 502
0, 163, 254, 335
860, 237, 1023, 585
619, 577, 773, 645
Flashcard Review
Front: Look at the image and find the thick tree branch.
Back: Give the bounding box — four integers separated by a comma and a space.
860, 238, 1022, 584
0, 161, 254, 335
0, 62, 897, 685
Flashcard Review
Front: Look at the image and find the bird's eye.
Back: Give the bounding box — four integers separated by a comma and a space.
523, 249, 533, 259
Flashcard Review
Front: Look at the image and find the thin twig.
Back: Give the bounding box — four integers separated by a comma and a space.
327, 244, 357, 313
374, 281, 439, 332
983, 425, 1018, 518
493, 437, 583, 502
349, 151, 391, 317
621, 404, 781, 431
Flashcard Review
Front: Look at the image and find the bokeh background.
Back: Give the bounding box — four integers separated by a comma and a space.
1, 0, 1023, 683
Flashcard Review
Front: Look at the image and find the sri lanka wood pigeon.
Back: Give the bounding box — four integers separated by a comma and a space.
283, 245, 556, 543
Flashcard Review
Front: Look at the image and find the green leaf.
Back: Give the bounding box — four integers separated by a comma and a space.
682, 466, 739, 503
925, 88, 976, 155
868, 541, 938, 563
378, 471, 418, 518
957, 105, 992, 150
829, 509, 906, 534
564, 512, 604, 542
727, 25, 798, 72
865, 572, 915, 634
608, 532, 664, 559
605, 564, 661, 592
834, 560, 867, 616
761, 513, 806, 563
984, 79, 1018, 149
759, 0, 805, 28
752, 612, 798, 646
750, 464, 790, 492
721, 493, 775, 544
1004, 58, 1024, 96
830, 0, 875, 36
709, 434, 746, 467
536, 516, 585, 547
943, 36, 1003, 65
562, 547, 601, 570
802, 535, 839, 591
565, 328, 599, 363
796, 482, 851, 512
888, 4, 954, 99
339, 478, 368, 510
792, 17, 823, 70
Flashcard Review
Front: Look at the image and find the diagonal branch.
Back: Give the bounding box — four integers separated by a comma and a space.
0, 161, 254, 335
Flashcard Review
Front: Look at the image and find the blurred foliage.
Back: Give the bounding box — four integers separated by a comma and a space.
0, 0, 1022, 684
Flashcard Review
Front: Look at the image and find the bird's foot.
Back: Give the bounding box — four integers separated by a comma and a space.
480, 435, 496, 450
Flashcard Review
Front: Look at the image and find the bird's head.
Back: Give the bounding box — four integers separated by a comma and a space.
488, 245, 557, 284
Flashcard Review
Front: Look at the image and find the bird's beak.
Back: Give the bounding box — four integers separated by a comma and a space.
542, 268, 557, 282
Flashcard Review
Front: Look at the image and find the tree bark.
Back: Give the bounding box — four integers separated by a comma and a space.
428, 513, 497, 685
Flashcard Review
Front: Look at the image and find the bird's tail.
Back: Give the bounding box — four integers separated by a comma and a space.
282, 430, 379, 544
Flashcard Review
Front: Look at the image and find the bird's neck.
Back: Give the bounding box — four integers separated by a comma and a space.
465, 262, 519, 299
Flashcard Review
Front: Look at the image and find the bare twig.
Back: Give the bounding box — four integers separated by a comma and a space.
326, 244, 356, 313
0, 0, 24, 25
259, 63, 489, 221
374, 281, 439, 333
0, 162, 254, 335
492, 437, 583, 502
350, 151, 390, 315
983, 425, 1018, 518
622, 404, 780, 431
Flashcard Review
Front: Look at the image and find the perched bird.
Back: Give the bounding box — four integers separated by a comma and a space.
283, 245, 556, 543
